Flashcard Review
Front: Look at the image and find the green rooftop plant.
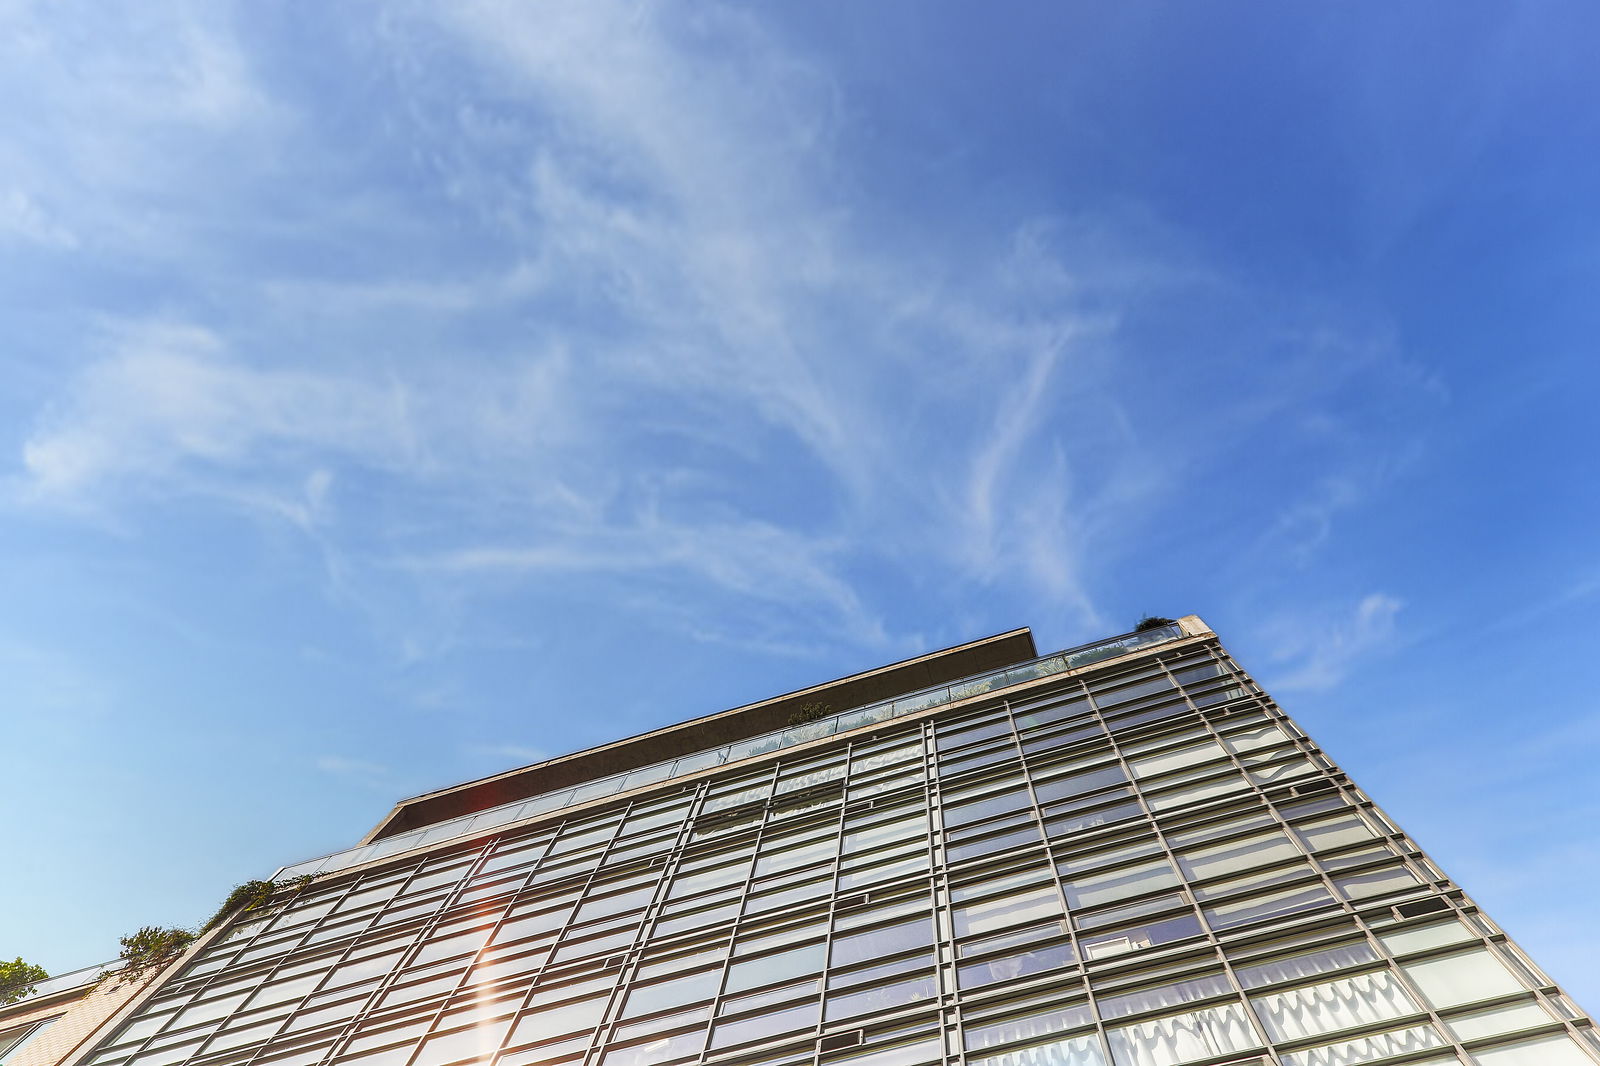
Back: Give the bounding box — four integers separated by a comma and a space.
786, 700, 833, 727
105, 927, 196, 987
200, 876, 313, 936
0, 957, 48, 1005
104, 876, 316, 988
1135, 615, 1177, 631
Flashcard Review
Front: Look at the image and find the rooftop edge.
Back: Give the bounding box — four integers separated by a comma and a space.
363, 627, 1039, 842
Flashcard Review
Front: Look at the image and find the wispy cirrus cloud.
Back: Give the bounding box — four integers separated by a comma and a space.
1261, 592, 1406, 692
7, 0, 1439, 661
314, 754, 391, 790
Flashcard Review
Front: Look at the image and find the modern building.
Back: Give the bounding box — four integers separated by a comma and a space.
62, 617, 1599, 1066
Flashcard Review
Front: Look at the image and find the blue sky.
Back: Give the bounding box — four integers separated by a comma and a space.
2, 0, 1598, 1010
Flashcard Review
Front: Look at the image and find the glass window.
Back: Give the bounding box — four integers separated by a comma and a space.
1250, 970, 1420, 1042
1290, 810, 1379, 852
506, 993, 608, 1044
1096, 676, 1177, 709
1020, 720, 1107, 754
1190, 861, 1315, 902
1202, 881, 1334, 931
1162, 810, 1277, 849
1377, 919, 1476, 957
754, 831, 838, 877
1104, 1003, 1259, 1066
1059, 838, 1164, 877
938, 715, 1014, 749
1144, 775, 1252, 813
1334, 864, 1423, 900
709, 1001, 817, 1049
835, 894, 927, 929
1471, 1033, 1597, 1065
851, 740, 921, 775
725, 942, 825, 994
824, 972, 937, 1021
832, 918, 935, 968
1122, 724, 1210, 756
1129, 741, 1226, 780
1221, 724, 1289, 754
1080, 912, 1204, 960
843, 811, 928, 853
1233, 940, 1379, 989
821, 1034, 942, 1066
719, 978, 818, 1018
777, 757, 847, 792
851, 768, 923, 800
572, 884, 656, 924
1401, 947, 1525, 1009
959, 919, 1066, 957
951, 864, 1053, 904
1034, 765, 1128, 803
703, 782, 771, 814
1104, 702, 1193, 734
941, 744, 1022, 777
953, 885, 1064, 939
836, 850, 931, 892
1171, 658, 1224, 683
1062, 859, 1179, 910
601, 1029, 706, 1065
621, 967, 722, 1018
1098, 972, 1234, 1020
469, 945, 551, 986
1012, 694, 1092, 729
745, 872, 833, 914
969, 1035, 1106, 1066
1175, 829, 1300, 883
1278, 1025, 1448, 1066
944, 786, 1032, 829
1318, 843, 1397, 873
1249, 758, 1319, 785
639, 941, 733, 982
1047, 798, 1145, 837
957, 940, 1075, 989
412, 1018, 514, 1066
963, 1002, 1094, 1052
947, 824, 1044, 864
1445, 1000, 1554, 1041
653, 899, 740, 938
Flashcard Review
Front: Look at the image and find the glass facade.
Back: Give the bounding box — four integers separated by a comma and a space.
76, 628, 1599, 1066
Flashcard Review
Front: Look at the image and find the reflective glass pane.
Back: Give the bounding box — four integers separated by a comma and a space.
1401, 947, 1525, 1009
1471, 1033, 1596, 1065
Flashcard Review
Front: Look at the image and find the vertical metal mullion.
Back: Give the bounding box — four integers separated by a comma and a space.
320, 839, 503, 1066
584, 783, 709, 1066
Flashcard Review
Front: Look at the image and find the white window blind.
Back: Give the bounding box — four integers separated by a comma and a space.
1105, 1003, 1258, 1066
969, 1035, 1107, 1066
1278, 1024, 1448, 1066
1250, 969, 1419, 1043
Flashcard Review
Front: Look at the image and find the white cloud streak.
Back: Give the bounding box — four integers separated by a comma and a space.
7, 0, 1438, 657
1265, 592, 1406, 692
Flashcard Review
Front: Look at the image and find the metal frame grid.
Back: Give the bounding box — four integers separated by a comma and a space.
73, 638, 1600, 1066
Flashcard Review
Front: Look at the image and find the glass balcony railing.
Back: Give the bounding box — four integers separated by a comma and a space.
13, 961, 119, 1001
273, 624, 1183, 881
